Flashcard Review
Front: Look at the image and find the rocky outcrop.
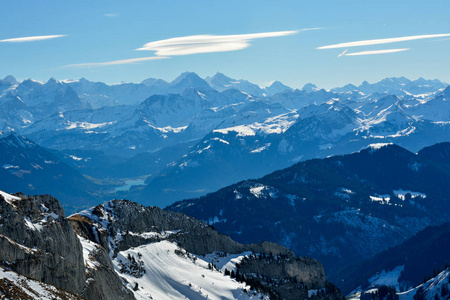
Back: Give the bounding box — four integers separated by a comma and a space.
80, 244, 134, 300
0, 192, 134, 300
0, 265, 83, 300
70, 199, 344, 299
0, 193, 85, 294
0, 193, 344, 299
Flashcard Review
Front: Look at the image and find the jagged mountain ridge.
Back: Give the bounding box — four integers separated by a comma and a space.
0, 133, 102, 213
167, 142, 450, 274
1, 73, 449, 207
0, 190, 344, 300
138, 89, 450, 206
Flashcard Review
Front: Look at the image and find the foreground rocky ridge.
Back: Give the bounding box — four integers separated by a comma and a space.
0, 191, 343, 300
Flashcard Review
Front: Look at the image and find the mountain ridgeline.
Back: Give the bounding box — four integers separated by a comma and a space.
0, 191, 344, 300
0, 73, 449, 209
1, 72, 450, 299
167, 142, 450, 274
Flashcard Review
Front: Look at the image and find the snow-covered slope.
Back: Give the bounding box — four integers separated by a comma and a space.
0, 266, 82, 300
205, 72, 264, 96
69, 199, 341, 300
112, 241, 263, 300
398, 268, 450, 300
348, 268, 450, 300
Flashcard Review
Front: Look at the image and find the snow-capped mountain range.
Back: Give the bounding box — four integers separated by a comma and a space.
0, 72, 448, 207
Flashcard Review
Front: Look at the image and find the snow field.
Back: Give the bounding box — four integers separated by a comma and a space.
112, 241, 265, 300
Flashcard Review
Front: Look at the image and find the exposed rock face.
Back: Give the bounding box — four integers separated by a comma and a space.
0, 192, 134, 300
80, 244, 135, 300
69, 199, 247, 257
0, 193, 85, 294
237, 254, 330, 300
69, 214, 135, 300
0, 265, 84, 300
70, 199, 344, 299
0, 193, 343, 299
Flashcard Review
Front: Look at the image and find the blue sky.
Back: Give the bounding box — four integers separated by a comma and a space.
1, 0, 449, 89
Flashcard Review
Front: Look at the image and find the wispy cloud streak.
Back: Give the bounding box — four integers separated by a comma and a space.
344, 48, 410, 56
338, 49, 348, 57
64, 56, 168, 68
318, 33, 450, 49
0, 35, 66, 43
136, 29, 316, 56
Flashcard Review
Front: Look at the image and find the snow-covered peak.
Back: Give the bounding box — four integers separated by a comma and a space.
205, 72, 263, 96
1, 132, 36, 150
439, 85, 450, 99
140, 77, 169, 87
170, 72, 212, 93
264, 80, 293, 96
17, 78, 43, 91
206, 72, 234, 85
302, 83, 319, 92
0, 190, 22, 206
172, 71, 205, 85
367, 143, 393, 151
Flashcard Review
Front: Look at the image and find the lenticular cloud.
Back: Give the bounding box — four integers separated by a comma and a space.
136, 30, 301, 56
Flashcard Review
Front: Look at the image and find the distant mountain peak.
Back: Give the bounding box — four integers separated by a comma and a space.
1, 75, 18, 85
1, 132, 36, 149
170, 72, 211, 92
268, 80, 284, 87
440, 85, 450, 98
172, 71, 201, 84
211, 72, 232, 80
45, 77, 61, 87
263, 80, 292, 96
205, 72, 235, 86
302, 83, 319, 92
140, 77, 169, 87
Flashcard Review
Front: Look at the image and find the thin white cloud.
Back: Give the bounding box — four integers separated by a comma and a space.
104, 13, 118, 17
317, 33, 450, 49
64, 56, 168, 68
64, 28, 313, 68
0, 35, 66, 43
338, 49, 348, 57
344, 48, 410, 56
136, 29, 313, 56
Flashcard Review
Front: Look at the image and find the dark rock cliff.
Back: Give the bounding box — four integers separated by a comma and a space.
0, 193, 84, 294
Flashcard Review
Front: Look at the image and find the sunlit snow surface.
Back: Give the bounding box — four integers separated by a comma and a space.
398, 268, 450, 300
349, 267, 450, 300
77, 235, 101, 270
214, 112, 298, 137
202, 251, 253, 272
0, 266, 79, 299
111, 241, 266, 300
0, 189, 21, 206
393, 189, 427, 200
368, 265, 405, 291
